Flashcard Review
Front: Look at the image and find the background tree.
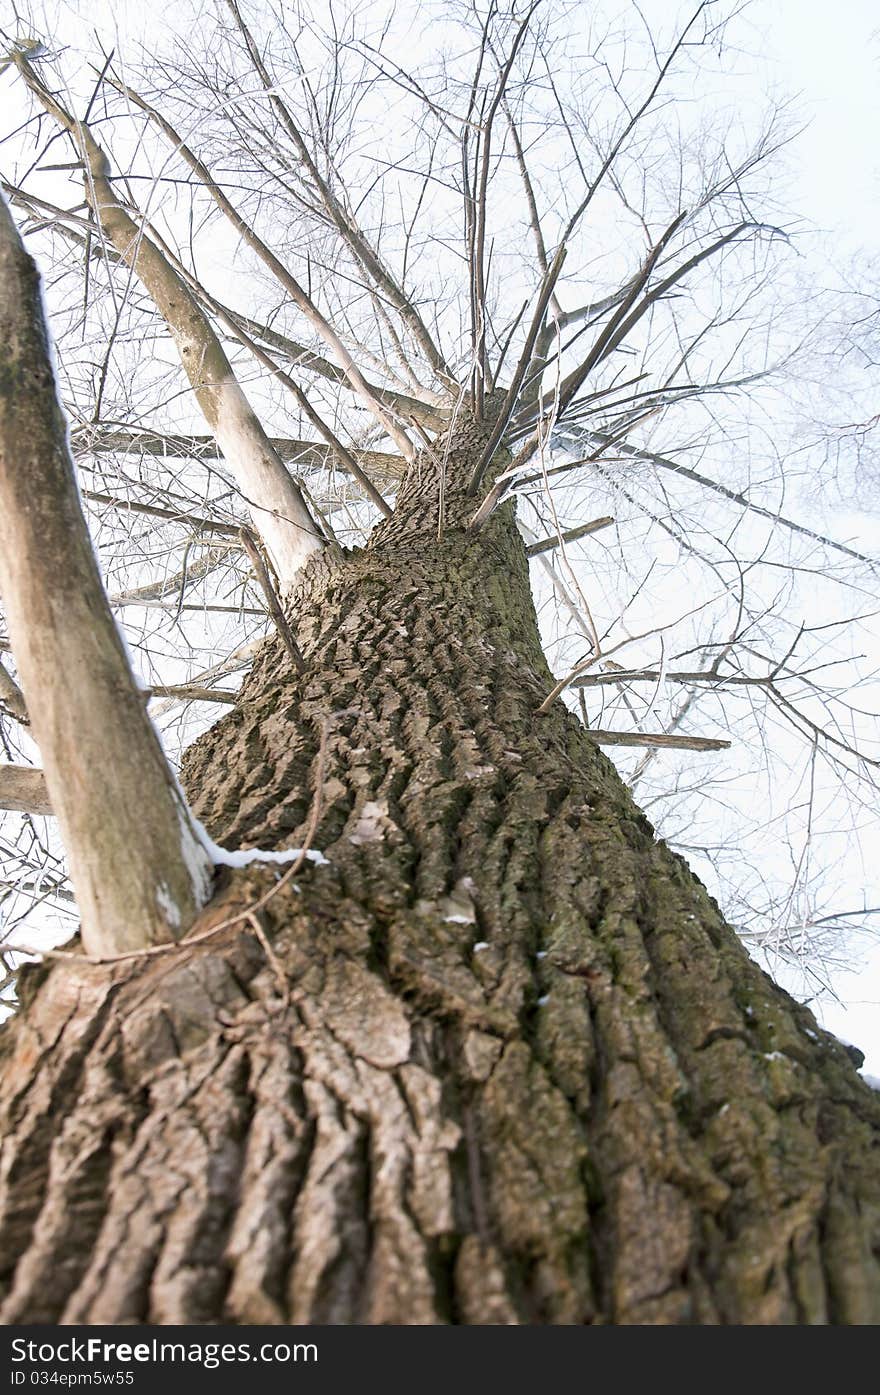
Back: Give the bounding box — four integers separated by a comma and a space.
0, 0, 878, 1324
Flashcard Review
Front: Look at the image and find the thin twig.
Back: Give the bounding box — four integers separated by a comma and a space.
246, 910, 289, 1001
239, 528, 305, 673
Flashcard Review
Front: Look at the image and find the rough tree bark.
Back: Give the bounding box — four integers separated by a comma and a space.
1, 413, 879, 1325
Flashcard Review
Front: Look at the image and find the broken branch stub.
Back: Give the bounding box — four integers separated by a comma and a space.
0, 197, 214, 955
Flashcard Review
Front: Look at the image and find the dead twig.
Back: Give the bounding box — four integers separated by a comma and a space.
239, 528, 305, 674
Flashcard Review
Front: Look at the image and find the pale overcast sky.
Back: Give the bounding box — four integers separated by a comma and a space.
762, 0, 880, 251
752, 0, 880, 1070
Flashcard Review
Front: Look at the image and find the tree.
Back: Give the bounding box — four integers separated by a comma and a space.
0, 0, 878, 1324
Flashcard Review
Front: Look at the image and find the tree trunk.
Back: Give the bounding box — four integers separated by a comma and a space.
1, 415, 879, 1325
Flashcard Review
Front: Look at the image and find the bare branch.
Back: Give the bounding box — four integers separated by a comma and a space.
105, 74, 416, 461
468, 243, 567, 493
587, 731, 731, 752
470, 3, 542, 411
108, 542, 231, 607
206, 299, 394, 519
2, 173, 448, 429
222, 0, 455, 391
524, 516, 615, 556
0, 194, 214, 954
12, 55, 324, 586
147, 686, 239, 706
72, 426, 406, 484
560, 3, 713, 244
584, 431, 879, 570
80, 488, 240, 536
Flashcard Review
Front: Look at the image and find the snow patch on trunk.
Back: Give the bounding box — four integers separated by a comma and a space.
207, 841, 329, 869
173, 799, 217, 909
155, 882, 182, 929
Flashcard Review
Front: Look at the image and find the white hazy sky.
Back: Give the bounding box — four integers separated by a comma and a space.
750, 0, 880, 1070
762, 0, 880, 253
